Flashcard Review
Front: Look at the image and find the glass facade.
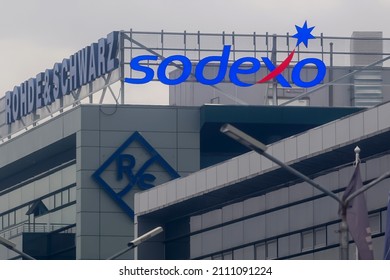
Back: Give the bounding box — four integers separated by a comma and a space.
161, 153, 390, 260
0, 163, 76, 241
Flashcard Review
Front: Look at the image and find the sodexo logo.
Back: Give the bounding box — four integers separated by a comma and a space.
92, 132, 180, 220
124, 21, 326, 88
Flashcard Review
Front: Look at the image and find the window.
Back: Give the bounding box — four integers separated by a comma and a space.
8, 211, 16, 226
301, 230, 314, 251
223, 251, 233, 260
54, 193, 62, 208
314, 227, 326, 248
369, 213, 380, 234
69, 187, 76, 202
3, 214, 9, 228
255, 243, 266, 260
62, 189, 69, 204
266, 240, 277, 259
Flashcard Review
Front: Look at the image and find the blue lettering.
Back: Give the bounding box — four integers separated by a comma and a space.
157, 55, 192, 85
261, 57, 291, 87
43, 69, 54, 106
69, 54, 80, 91
292, 58, 326, 87
124, 55, 157, 84
117, 154, 136, 181
11, 86, 21, 121
229, 57, 261, 87
195, 45, 230, 85
138, 173, 156, 190
77, 47, 90, 85
106, 32, 119, 72
52, 63, 62, 100
124, 45, 327, 89
97, 38, 107, 77
20, 82, 28, 116
5, 91, 13, 124
61, 59, 70, 95
35, 73, 45, 109
88, 43, 98, 81
27, 78, 36, 113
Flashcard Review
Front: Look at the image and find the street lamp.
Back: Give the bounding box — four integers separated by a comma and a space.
0, 236, 36, 260
107, 226, 163, 260
221, 123, 390, 259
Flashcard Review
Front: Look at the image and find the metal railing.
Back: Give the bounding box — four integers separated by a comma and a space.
0, 222, 76, 240
2, 30, 390, 143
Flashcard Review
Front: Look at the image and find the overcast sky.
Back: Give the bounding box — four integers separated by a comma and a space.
1, 0, 389, 97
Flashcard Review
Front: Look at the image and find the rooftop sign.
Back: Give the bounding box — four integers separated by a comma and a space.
124, 21, 326, 88
5, 32, 119, 124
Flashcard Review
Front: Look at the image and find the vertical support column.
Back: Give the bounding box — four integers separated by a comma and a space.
272, 34, 278, 105
120, 30, 125, 105
329, 42, 334, 107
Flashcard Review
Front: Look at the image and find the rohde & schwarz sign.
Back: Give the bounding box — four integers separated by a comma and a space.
5, 32, 119, 124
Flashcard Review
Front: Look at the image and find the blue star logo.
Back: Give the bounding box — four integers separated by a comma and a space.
292, 21, 316, 48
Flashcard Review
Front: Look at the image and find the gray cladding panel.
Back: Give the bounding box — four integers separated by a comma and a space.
77, 105, 200, 259
98, 106, 178, 132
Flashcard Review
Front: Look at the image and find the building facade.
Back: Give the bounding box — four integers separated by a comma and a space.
1, 30, 389, 260
135, 101, 390, 260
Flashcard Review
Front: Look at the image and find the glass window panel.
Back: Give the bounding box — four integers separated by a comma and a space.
54, 193, 62, 208
212, 254, 222, 260
8, 211, 15, 226
0, 216, 3, 230
278, 236, 289, 257
369, 213, 380, 234
242, 245, 255, 260
302, 230, 314, 251
289, 233, 301, 255
3, 214, 9, 228
223, 251, 233, 260
266, 240, 277, 259
233, 248, 244, 260
15, 209, 22, 225
255, 243, 266, 260
69, 187, 76, 202
326, 223, 339, 245
314, 227, 327, 248
62, 189, 69, 204
54, 193, 62, 207
42, 198, 51, 210
382, 209, 387, 233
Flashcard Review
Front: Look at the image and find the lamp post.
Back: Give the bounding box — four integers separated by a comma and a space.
107, 226, 163, 260
220, 123, 390, 259
0, 236, 36, 260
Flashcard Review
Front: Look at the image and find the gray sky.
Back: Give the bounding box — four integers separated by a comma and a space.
1, 0, 389, 96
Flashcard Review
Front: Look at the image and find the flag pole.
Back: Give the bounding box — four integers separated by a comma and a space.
384, 193, 390, 259
339, 146, 361, 260
339, 210, 349, 260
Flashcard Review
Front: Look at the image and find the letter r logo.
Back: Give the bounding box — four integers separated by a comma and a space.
92, 131, 180, 220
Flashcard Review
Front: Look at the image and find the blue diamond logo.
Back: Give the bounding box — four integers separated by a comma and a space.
92, 131, 180, 220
